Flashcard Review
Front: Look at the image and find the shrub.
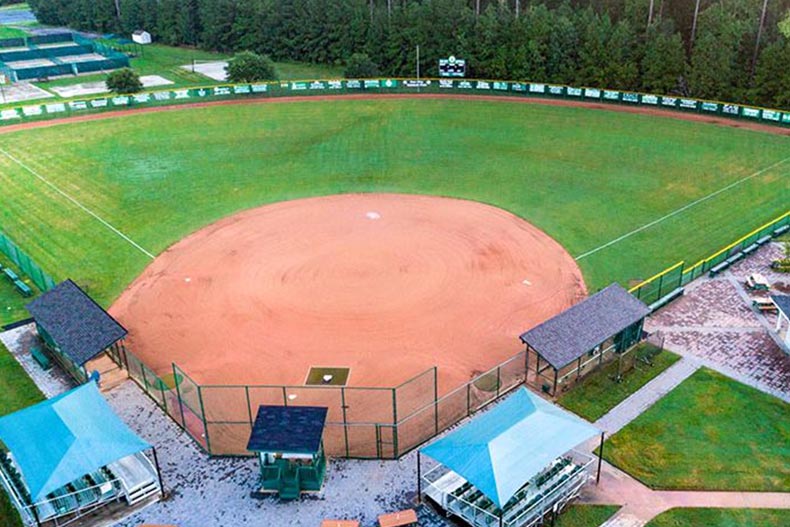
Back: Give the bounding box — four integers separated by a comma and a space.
344, 53, 380, 79
225, 51, 277, 82
105, 68, 143, 94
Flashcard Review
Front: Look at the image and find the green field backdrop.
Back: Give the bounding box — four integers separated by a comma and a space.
0, 98, 788, 322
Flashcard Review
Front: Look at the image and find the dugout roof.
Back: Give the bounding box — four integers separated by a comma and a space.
520, 283, 650, 370
0, 383, 150, 501
27, 279, 127, 366
421, 388, 599, 508
772, 295, 790, 319
247, 406, 328, 454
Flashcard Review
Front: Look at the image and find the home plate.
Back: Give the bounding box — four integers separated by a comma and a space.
366, 211, 381, 220
522, 279, 532, 286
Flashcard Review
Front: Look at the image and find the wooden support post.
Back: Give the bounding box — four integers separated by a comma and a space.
596, 432, 605, 484
552, 368, 558, 395
152, 447, 166, 496
416, 451, 422, 503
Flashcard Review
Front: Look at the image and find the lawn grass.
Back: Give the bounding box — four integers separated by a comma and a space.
604, 368, 790, 491
0, 254, 35, 325
35, 44, 344, 93
558, 346, 681, 422
0, 340, 43, 527
555, 505, 620, 527
0, 99, 788, 323
645, 508, 790, 527
0, 26, 25, 39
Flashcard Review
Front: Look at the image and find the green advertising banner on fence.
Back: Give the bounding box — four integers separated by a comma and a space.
2, 78, 790, 129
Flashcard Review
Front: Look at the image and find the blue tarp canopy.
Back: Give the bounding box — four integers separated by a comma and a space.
0, 383, 150, 501
421, 388, 600, 509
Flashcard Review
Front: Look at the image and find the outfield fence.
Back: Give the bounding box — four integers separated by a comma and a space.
2, 77, 790, 129
0, 231, 57, 292
629, 210, 790, 307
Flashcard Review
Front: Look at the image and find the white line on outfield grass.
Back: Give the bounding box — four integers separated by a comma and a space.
0, 148, 155, 260
575, 156, 790, 261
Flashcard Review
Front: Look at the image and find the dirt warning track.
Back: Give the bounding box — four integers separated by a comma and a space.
110, 194, 586, 394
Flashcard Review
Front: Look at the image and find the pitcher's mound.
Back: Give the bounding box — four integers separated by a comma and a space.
111, 194, 586, 393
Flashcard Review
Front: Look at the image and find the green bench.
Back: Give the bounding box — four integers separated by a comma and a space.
30, 347, 51, 370
13, 279, 32, 297
2, 267, 18, 282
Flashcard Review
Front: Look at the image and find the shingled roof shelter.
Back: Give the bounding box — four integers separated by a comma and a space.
26, 279, 127, 383
771, 295, 790, 352
247, 406, 328, 500
520, 283, 650, 395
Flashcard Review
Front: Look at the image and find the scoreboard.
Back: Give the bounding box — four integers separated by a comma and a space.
439, 56, 466, 77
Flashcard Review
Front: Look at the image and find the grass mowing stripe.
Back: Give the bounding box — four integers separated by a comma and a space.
0, 147, 155, 260
575, 155, 790, 260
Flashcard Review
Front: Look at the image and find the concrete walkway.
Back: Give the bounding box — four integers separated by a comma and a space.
583, 462, 790, 526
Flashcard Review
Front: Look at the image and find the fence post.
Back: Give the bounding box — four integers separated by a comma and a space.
159, 378, 168, 413
198, 386, 212, 454
341, 388, 350, 458
173, 364, 186, 429
433, 367, 439, 435
245, 386, 253, 426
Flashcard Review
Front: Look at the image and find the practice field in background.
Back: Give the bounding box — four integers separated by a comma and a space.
0, 97, 788, 321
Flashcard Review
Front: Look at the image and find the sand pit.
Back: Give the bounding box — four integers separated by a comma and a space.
111, 194, 586, 394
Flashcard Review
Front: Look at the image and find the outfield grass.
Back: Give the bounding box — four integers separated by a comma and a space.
604, 368, 790, 491
645, 508, 790, 527
558, 346, 680, 422
0, 340, 43, 527
0, 99, 788, 322
555, 505, 620, 527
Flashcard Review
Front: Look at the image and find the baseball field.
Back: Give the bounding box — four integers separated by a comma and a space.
1, 98, 787, 317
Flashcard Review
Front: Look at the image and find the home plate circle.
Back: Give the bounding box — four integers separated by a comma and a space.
366, 211, 381, 220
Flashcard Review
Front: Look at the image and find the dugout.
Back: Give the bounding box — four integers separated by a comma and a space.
418, 388, 602, 527
520, 283, 650, 396
26, 279, 127, 384
0, 383, 163, 527
246, 405, 328, 500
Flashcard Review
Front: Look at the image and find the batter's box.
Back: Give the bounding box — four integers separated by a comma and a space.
305, 367, 350, 386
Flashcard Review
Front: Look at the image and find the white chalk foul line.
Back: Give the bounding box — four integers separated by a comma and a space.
0, 148, 155, 260
575, 156, 790, 260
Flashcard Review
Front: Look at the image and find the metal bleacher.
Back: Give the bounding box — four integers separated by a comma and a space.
425, 454, 594, 527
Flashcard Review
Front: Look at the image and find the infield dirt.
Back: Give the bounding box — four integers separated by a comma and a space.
110, 194, 586, 394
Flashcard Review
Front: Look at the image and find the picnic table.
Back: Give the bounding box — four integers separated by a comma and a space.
745, 273, 770, 291
378, 508, 418, 527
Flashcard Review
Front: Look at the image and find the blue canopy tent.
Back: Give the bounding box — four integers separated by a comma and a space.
418, 388, 603, 525
0, 383, 163, 525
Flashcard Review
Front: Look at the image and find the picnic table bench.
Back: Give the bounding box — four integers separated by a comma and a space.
321, 521, 360, 527
30, 347, 51, 370
14, 279, 32, 297
752, 298, 778, 314
378, 509, 418, 527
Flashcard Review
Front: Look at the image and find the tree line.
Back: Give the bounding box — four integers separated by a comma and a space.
25, 0, 790, 109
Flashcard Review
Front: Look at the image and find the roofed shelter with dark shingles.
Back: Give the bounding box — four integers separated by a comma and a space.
520, 283, 650, 395
247, 405, 328, 455
247, 405, 329, 499
27, 279, 127, 381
